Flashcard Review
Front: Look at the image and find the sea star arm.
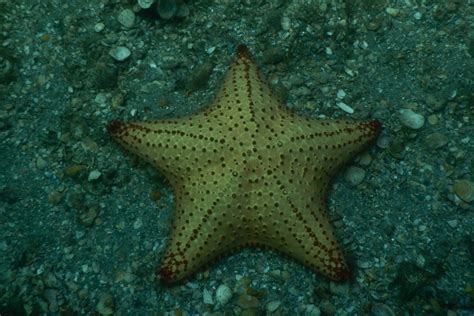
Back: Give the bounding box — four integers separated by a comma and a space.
107, 118, 227, 182
158, 172, 244, 283
277, 117, 381, 178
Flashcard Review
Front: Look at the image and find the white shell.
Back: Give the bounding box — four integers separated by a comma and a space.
215, 284, 232, 305
399, 108, 425, 129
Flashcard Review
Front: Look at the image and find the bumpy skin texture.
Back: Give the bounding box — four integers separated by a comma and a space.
107, 45, 381, 283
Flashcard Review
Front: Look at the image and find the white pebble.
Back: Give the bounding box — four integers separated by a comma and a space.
94, 22, 105, 32
203, 288, 213, 305
109, 46, 131, 61
336, 102, 354, 114
281, 16, 291, 31
185, 282, 199, 289
344, 67, 355, 77
447, 220, 458, 228
336, 89, 346, 99
138, 0, 154, 9
386, 7, 400, 17
133, 218, 143, 229
117, 9, 135, 28
399, 108, 425, 129
81, 264, 89, 273
215, 284, 232, 305
88, 170, 101, 181
206, 46, 216, 54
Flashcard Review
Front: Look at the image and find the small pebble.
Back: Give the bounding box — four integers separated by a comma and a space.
115, 270, 136, 283
215, 284, 232, 305
329, 282, 349, 296
36, 157, 47, 169
48, 191, 63, 205
425, 132, 448, 149
78, 207, 98, 227
305, 304, 321, 316
149, 190, 161, 201
203, 288, 213, 305
336, 102, 354, 114
94, 93, 108, 106
344, 66, 354, 76
399, 108, 425, 129
447, 220, 458, 228
157, 0, 177, 20
266, 300, 281, 313
109, 46, 131, 61
94, 22, 105, 32
117, 9, 135, 28
281, 16, 291, 31
185, 282, 199, 289
427, 114, 438, 125
367, 18, 381, 31
133, 218, 143, 229
371, 303, 395, 316
237, 293, 260, 309
344, 166, 366, 186
336, 89, 346, 99
294, 86, 311, 97
426, 95, 445, 111
385, 7, 400, 17
88, 170, 101, 181
44, 289, 59, 312
453, 180, 474, 203
138, 0, 154, 9
357, 260, 372, 269
96, 293, 114, 315
376, 134, 390, 149
176, 2, 190, 18
358, 152, 373, 166
111, 93, 124, 109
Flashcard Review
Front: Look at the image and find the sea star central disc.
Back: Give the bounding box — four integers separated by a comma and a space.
107, 44, 380, 283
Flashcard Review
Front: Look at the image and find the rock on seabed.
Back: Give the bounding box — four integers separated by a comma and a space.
453, 179, 474, 203
399, 108, 425, 129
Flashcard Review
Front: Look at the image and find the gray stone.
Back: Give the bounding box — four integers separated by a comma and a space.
117, 9, 135, 28
399, 108, 425, 129
344, 166, 366, 186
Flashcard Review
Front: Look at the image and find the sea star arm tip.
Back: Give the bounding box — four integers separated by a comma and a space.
368, 119, 382, 136
107, 120, 125, 136
157, 264, 175, 283
236, 44, 252, 60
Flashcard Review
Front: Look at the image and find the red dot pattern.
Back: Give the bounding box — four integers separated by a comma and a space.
107, 44, 381, 283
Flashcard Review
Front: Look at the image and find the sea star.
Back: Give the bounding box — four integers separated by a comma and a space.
107, 44, 380, 283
